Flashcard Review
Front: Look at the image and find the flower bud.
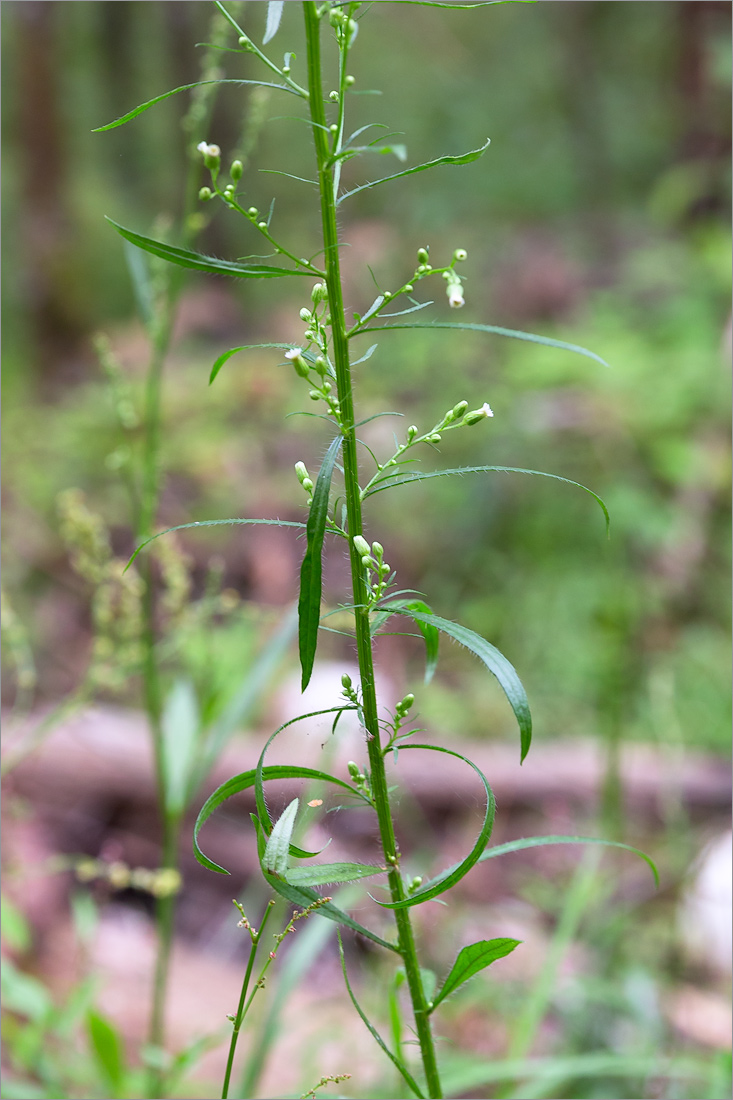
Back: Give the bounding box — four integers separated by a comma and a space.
452, 400, 468, 418
352, 535, 371, 557
417, 247, 429, 265
311, 282, 328, 304
248, 207, 258, 217
309, 390, 321, 401
302, 478, 314, 493
329, 90, 339, 102
314, 356, 327, 374
428, 433, 441, 444
299, 307, 312, 322
295, 461, 309, 483
230, 159, 243, 181
371, 541, 384, 558
198, 186, 212, 201
361, 555, 373, 568
258, 221, 267, 229
341, 673, 353, 690
285, 348, 310, 378
453, 248, 468, 261
345, 74, 355, 86
463, 402, 494, 425
347, 760, 361, 780
407, 425, 418, 441
399, 692, 415, 712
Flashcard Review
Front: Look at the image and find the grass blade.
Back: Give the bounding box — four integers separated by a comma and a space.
359, 320, 609, 368
364, 465, 609, 535
209, 342, 301, 384
374, 744, 495, 908
382, 605, 532, 761
337, 933, 426, 1099
479, 834, 659, 887
338, 139, 490, 203
106, 219, 312, 279
430, 938, 521, 1012
298, 436, 343, 690
126, 517, 305, 570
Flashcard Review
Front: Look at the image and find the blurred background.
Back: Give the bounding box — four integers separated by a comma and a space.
1, 2, 731, 1099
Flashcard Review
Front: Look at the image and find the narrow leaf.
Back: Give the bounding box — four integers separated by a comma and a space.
479, 834, 659, 887
92, 78, 299, 130
358, 320, 609, 368
431, 938, 520, 1011
338, 934, 426, 1099
86, 1010, 125, 1092
106, 219, 311, 279
374, 744, 495, 908
352, 343, 379, 366
339, 139, 490, 203
364, 465, 609, 535
160, 678, 199, 816
209, 342, 301, 384
382, 606, 532, 761
263, 0, 284, 43
285, 862, 385, 887
263, 798, 299, 875
253, 817, 398, 952
126, 517, 305, 570
299, 436, 343, 690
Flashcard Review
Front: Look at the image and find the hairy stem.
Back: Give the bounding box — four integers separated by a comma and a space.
303, 5, 443, 1096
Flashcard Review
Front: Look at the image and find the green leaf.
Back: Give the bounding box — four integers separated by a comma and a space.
263, 1, 284, 43
160, 678, 200, 816
105, 219, 312, 279
126, 517, 305, 570
479, 834, 659, 887
299, 436, 343, 690
263, 798, 299, 875
431, 938, 521, 1011
338, 139, 491, 203
364, 465, 610, 535
86, 1010, 126, 1093
358, 320, 609, 368
1, 896, 31, 953
382, 606, 532, 761
92, 78, 300, 130
337, 934, 426, 1099
375, 599, 438, 683
0, 959, 52, 1021
374, 744, 495, 908
251, 817, 399, 952
285, 862, 385, 887
209, 342, 301, 384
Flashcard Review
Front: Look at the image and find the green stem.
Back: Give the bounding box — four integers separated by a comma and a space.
303, 6, 443, 1097
222, 900, 276, 1100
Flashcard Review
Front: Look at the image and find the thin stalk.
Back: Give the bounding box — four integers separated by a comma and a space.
222, 900, 276, 1100
303, 5, 443, 1096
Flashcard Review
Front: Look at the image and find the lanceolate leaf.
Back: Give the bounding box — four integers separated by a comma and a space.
252, 816, 399, 952
263, 798, 299, 875
381, 605, 532, 761
479, 835, 659, 887
126, 517, 305, 570
338, 139, 490, 203
364, 465, 610, 535
299, 436, 343, 690
263, 0, 285, 43
357, 321, 609, 369
92, 78, 300, 130
374, 744, 495, 908
337, 934, 426, 1099
285, 862, 385, 888
106, 219, 312, 279
430, 939, 521, 1012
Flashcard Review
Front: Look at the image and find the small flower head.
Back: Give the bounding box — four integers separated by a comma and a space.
230, 159, 243, 181
448, 283, 465, 309
285, 348, 310, 378
352, 535, 371, 558
197, 141, 221, 171
453, 248, 468, 262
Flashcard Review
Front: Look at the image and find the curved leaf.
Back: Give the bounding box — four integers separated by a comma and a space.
209, 342, 300, 384
285, 862, 385, 887
364, 465, 609, 535
479, 834, 659, 887
251, 816, 398, 952
358, 321, 609, 368
337, 934, 426, 1099
93, 79, 300, 131
338, 139, 490, 203
373, 744, 495, 908
381, 605, 532, 761
299, 436, 343, 690
264, 798, 299, 875
430, 938, 521, 1011
263, 0, 284, 43
126, 517, 305, 571
106, 219, 311, 279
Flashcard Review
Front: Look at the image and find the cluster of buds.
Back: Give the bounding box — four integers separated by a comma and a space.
347, 759, 371, 798
75, 858, 181, 898
352, 535, 391, 602
328, 4, 358, 46
395, 692, 415, 723
341, 672, 360, 706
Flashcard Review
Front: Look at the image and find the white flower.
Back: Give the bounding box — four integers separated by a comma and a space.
284, 347, 303, 360
479, 402, 494, 417
448, 285, 465, 309
197, 141, 221, 158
